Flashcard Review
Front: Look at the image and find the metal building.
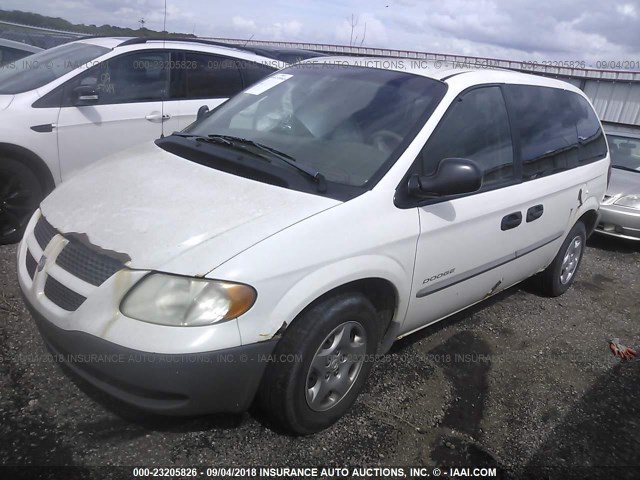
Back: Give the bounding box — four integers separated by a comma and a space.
1, 19, 638, 133
206, 37, 640, 134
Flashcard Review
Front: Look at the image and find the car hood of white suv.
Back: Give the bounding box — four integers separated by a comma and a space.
40, 143, 341, 276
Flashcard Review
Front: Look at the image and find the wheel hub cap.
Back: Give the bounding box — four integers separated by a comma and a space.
305, 321, 367, 412
560, 235, 582, 284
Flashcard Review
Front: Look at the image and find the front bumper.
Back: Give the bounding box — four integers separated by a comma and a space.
595, 204, 640, 241
23, 292, 278, 415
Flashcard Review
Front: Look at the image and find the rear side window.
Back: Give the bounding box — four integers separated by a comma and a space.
180, 52, 243, 99
239, 60, 277, 87
0, 46, 31, 66
505, 85, 607, 180
420, 86, 514, 187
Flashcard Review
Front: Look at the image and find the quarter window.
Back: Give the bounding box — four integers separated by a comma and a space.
420, 86, 514, 187
573, 94, 608, 165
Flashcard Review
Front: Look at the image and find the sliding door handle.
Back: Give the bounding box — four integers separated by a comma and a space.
526, 204, 544, 222
501, 212, 522, 231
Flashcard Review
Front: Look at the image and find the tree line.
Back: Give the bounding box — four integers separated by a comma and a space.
0, 9, 195, 38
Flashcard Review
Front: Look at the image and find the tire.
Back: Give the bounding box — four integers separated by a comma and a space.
539, 222, 586, 297
0, 158, 43, 245
257, 292, 381, 434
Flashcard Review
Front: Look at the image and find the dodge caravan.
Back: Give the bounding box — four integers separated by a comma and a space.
17, 58, 609, 434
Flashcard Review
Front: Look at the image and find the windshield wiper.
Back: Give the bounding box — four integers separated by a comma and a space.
208, 135, 327, 192
170, 133, 328, 192
612, 165, 640, 173
171, 132, 233, 145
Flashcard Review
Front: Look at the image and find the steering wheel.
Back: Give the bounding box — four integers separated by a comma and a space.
256, 110, 314, 137
370, 130, 403, 153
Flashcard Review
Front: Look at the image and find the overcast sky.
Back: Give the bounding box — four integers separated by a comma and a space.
6, 0, 640, 63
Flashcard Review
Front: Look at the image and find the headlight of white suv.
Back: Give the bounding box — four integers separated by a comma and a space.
614, 195, 640, 209
120, 273, 256, 327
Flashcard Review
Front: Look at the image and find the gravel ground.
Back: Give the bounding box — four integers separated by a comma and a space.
0, 234, 638, 478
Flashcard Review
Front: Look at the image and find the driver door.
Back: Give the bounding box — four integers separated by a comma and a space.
402, 86, 536, 333
56, 50, 172, 180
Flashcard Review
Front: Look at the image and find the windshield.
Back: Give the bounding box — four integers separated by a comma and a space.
184, 64, 446, 188
607, 134, 640, 172
0, 42, 109, 94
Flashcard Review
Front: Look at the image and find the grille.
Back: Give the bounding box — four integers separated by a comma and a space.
34, 216, 57, 250
56, 240, 124, 287
25, 250, 37, 279
44, 276, 87, 311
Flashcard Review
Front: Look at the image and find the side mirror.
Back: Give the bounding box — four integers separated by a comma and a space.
196, 105, 210, 120
73, 85, 99, 106
408, 158, 482, 198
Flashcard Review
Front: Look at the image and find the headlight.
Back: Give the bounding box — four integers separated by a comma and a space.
120, 273, 256, 327
614, 195, 640, 209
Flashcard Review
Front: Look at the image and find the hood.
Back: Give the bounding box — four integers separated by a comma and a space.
41, 143, 341, 276
607, 168, 640, 197
0, 95, 14, 111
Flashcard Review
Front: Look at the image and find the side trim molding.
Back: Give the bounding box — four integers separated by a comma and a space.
416, 231, 564, 298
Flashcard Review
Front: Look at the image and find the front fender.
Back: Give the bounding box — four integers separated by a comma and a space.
235, 254, 412, 346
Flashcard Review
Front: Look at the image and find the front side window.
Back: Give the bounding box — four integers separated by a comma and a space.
0, 42, 108, 94
607, 135, 640, 172
181, 65, 447, 189
65, 51, 170, 105
419, 86, 514, 187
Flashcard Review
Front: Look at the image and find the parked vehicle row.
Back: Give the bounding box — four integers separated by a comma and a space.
16, 56, 610, 433
0, 37, 311, 244
596, 129, 640, 241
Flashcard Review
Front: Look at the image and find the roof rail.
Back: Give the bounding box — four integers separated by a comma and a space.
115, 37, 314, 62
117, 37, 240, 49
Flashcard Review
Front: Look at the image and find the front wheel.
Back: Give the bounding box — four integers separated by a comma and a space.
257, 293, 381, 434
0, 158, 43, 245
538, 222, 586, 296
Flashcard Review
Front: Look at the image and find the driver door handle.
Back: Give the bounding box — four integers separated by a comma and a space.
145, 113, 170, 123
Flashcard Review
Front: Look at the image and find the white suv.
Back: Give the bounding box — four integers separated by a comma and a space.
18, 58, 609, 434
0, 37, 287, 244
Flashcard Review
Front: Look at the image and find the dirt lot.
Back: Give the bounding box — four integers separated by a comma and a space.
0, 235, 638, 479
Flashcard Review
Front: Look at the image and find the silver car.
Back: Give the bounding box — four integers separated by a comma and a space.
596, 131, 640, 241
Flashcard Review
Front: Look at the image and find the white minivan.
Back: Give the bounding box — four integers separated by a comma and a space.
17, 58, 609, 434
0, 37, 287, 244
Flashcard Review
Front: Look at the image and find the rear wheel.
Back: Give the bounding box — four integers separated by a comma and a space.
257, 293, 380, 434
539, 222, 586, 296
0, 158, 43, 245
